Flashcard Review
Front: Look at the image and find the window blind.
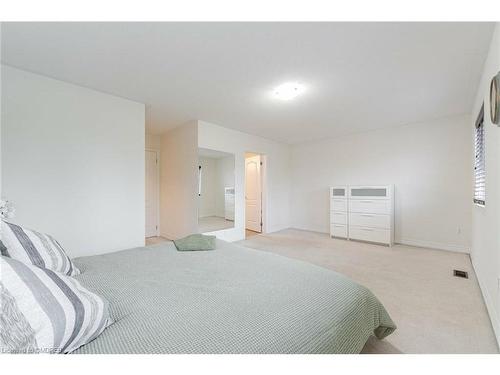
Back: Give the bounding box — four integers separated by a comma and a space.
474, 105, 485, 206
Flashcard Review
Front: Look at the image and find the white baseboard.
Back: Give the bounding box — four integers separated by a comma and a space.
267, 224, 291, 234
290, 227, 470, 253
398, 238, 469, 253
159, 232, 175, 241
291, 224, 328, 234
471, 255, 500, 350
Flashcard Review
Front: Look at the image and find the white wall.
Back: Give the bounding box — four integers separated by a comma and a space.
291, 114, 473, 253
198, 120, 291, 241
146, 133, 161, 150
0, 57, 2, 203
1, 66, 145, 257
198, 156, 217, 218
471, 23, 500, 345
160, 121, 199, 239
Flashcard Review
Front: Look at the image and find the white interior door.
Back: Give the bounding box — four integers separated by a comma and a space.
245, 155, 262, 232
145, 150, 159, 237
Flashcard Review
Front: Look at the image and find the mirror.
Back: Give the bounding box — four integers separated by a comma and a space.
198, 148, 235, 233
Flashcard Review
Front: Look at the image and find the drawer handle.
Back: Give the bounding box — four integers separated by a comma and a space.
360, 214, 374, 217
360, 228, 374, 231
333, 225, 344, 228
360, 200, 374, 203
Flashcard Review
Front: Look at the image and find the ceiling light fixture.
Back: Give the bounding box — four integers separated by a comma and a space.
273, 82, 305, 101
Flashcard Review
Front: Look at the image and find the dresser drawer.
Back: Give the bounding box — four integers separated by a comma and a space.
349, 226, 390, 244
330, 224, 348, 238
349, 186, 391, 199
349, 199, 390, 214
330, 211, 347, 224
331, 198, 347, 212
349, 212, 390, 229
330, 186, 348, 199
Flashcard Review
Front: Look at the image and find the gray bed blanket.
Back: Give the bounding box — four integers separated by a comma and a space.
72, 240, 395, 354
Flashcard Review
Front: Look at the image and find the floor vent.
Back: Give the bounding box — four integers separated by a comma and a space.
453, 270, 469, 279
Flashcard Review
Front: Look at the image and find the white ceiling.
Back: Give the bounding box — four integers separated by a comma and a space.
1, 22, 494, 144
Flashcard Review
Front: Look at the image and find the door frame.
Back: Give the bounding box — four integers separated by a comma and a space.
146, 148, 160, 237
244, 152, 267, 235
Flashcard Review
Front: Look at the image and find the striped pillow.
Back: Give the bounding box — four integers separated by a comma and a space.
1, 221, 80, 276
0, 240, 7, 256
0, 256, 112, 354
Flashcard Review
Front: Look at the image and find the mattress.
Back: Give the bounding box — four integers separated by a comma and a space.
72, 240, 395, 354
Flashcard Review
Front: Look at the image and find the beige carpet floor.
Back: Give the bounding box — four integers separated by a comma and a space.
198, 216, 234, 233
145, 236, 169, 245
236, 229, 499, 354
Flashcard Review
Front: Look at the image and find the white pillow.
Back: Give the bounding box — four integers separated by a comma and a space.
1, 221, 80, 276
0, 256, 111, 354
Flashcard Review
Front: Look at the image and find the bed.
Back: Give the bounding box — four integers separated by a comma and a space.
72, 239, 396, 354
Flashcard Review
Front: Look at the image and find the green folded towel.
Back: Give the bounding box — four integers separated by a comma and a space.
174, 234, 216, 251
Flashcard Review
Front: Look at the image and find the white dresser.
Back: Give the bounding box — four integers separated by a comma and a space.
329, 186, 349, 239
330, 185, 394, 246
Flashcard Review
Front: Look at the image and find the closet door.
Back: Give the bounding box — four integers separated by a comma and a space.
245, 155, 262, 232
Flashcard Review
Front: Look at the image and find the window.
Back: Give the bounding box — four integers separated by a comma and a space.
473, 104, 485, 206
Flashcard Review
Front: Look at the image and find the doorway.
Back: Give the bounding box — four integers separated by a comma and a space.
145, 149, 159, 238
245, 153, 265, 238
